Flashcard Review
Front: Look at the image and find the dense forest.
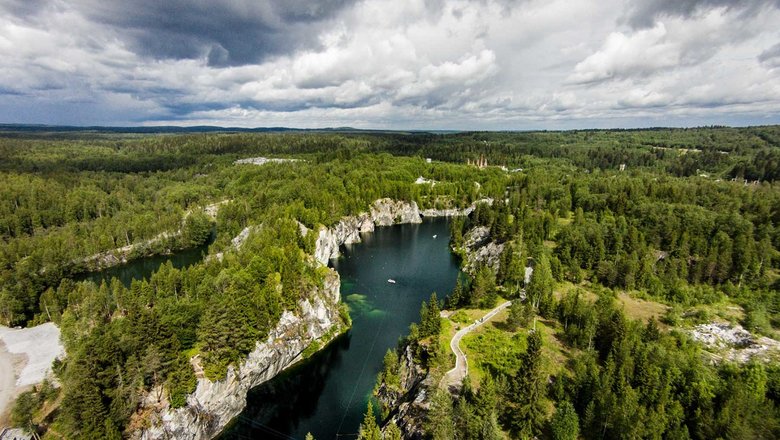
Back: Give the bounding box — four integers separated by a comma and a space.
2, 126, 780, 438
368, 126, 780, 439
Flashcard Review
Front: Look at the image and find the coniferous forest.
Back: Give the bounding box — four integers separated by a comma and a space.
2, 126, 780, 439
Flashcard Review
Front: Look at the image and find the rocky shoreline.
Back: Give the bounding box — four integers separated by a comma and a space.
134, 269, 344, 440
135, 198, 485, 440
375, 345, 430, 439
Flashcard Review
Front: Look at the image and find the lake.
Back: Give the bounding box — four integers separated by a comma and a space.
221, 218, 461, 439
74, 234, 214, 287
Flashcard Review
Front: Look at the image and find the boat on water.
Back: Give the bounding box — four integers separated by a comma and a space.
432, 234, 438, 238
387, 279, 396, 284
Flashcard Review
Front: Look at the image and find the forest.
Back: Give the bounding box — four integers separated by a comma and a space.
1, 125, 779, 438
368, 125, 780, 439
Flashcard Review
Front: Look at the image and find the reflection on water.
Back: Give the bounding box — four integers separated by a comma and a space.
223, 219, 460, 440
74, 234, 214, 287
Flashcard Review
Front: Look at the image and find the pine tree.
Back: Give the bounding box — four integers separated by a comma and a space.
446, 278, 464, 308
384, 422, 402, 440
427, 389, 455, 440
507, 300, 532, 331
527, 254, 554, 317
358, 401, 381, 440
507, 330, 547, 438
419, 292, 442, 338
550, 401, 580, 440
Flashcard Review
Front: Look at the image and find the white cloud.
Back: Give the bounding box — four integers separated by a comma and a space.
568, 23, 678, 84
0, 0, 778, 128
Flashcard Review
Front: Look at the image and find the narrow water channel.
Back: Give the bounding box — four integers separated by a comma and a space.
221, 218, 461, 440
74, 234, 214, 287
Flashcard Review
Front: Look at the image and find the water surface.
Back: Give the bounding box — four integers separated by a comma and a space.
74, 234, 214, 287
222, 218, 460, 440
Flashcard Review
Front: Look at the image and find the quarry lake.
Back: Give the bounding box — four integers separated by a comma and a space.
221, 218, 461, 439
74, 234, 215, 287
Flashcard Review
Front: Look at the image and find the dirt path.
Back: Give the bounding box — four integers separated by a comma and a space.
440, 301, 511, 391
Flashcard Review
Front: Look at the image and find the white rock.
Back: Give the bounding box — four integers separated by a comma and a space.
135, 270, 341, 440
690, 322, 780, 363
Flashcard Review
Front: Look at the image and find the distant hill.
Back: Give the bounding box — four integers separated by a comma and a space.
0, 123, 462, 135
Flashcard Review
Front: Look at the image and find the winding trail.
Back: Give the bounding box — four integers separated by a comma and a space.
440, 301, 511, 391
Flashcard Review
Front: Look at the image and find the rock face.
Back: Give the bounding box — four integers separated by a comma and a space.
461, 226, 505, 274
138, 198, 477, 440
315, 213, 375, 263
371, 198, 422, 227
420, 198, 493, 218
314, 198, 494, 265
134, 270, 343, 440
376, 346, 430, 440
690, 322, 780, 363
234, 157, 300, 166
314, 199, 424, 264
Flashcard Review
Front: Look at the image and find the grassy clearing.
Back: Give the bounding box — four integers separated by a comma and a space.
534, 319, 570, 377
461, 313, 526, 388
554, 281, 670, 324
617, 292, 669, 324
438, 318, 456, 369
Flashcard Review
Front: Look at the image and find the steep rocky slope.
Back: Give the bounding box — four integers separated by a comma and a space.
136, 198, 476, 439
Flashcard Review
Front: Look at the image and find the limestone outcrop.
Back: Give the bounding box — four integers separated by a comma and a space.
460, 226, 505, 274
376, 346, 430, 440
314, 199, 424, 264
137, 197, 479, 439
134, 270, 343, 440
314, 198, 493, 265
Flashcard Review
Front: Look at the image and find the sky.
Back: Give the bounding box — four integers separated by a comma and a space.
1, 0, 779, 130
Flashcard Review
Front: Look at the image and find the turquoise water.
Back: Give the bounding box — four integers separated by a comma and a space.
222, 218, 461, 439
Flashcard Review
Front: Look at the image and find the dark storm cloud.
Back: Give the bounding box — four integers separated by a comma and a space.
1, 0, 779, 128
68, 0, 360, 66
759, 42, 780, 65
0, 0, 50, 18
625, 0, 780, 28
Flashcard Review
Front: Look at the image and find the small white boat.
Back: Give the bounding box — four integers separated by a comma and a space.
432, 234, 438, 239
387, 279, 396, 284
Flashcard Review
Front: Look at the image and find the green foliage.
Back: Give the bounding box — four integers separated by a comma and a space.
471, 266, 498, 309
426, 389, 456, 440
384, 422, 402, 440
462, 326, 527, 378
167, 354, 197, 408
449, 309, 471, 324
504, 330, 547, 438
527, 254, 555, 317
380, 348, 401, 390
556, 289, 597, 349
419, 292, 442, 339
550, 401, 579, 440
507, 299, 533, 331
4, 127, 780, 437
11, 390, 38, 430
358, 401, 381, 440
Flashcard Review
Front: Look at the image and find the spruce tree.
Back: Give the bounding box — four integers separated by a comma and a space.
550, 401, 580, 440
358, 401, 381, 440
527, 254, 554, 317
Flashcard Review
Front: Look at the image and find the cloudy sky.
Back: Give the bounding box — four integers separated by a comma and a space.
1, 0, 779, 129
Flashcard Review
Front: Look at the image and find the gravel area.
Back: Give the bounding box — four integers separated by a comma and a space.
0, 323, 64, 421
